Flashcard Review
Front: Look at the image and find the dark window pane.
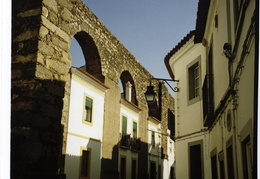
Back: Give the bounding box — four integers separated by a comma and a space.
81, 150, 90, 177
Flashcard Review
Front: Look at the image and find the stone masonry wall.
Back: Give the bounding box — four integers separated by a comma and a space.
12, 0, 175, 178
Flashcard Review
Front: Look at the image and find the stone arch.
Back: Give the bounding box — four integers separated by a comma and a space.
73, 31, 104, 82
119, 71, 138, 106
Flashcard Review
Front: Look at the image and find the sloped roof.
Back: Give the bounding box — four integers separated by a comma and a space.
194, 0, 211, 43
164, 30, 195, 79
164, 0, 210, 79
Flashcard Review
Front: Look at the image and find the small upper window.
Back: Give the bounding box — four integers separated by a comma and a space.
84, 96, 93, 123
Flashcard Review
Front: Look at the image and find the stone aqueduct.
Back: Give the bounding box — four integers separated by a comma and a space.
12, 0, 174, 178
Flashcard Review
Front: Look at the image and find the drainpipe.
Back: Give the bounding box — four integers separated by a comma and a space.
232, 95, 239, 179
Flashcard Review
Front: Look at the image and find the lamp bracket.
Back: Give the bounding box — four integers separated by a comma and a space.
151, 78, 179, 92
151, 78, 179, 82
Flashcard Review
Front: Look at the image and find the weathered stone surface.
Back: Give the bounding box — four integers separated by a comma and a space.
42, 6, 48, 18
39, 25, 49, 39
52, 35, 69, 51
17, 8, 42, 17
38, 40, 55, 55
61, 7, 72, 21
48, 10, 59, 25
41, 16, 70, 42
35, 64, 54, 80
43, 0, 58, 13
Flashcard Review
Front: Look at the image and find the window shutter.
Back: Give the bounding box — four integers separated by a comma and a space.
122, 116, 127, 135
133, 122, 137, 137
85, 97, 92, 108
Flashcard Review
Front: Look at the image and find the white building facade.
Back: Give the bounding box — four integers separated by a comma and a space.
165, 0, 256, 178
64, 67, 108, 179
118, 97, 141, 179
147, 116, 175, 179
166, 32, 210, 179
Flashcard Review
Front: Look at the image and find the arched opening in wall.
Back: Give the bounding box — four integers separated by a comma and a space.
70, 37, 85, 68
119, 71, 138, 106
118, 80, 124, 97
70, 31, 104, 82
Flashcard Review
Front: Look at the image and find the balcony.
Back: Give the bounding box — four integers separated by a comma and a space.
119, 134, 141, 151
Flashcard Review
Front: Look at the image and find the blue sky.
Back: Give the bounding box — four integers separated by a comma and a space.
70, 0, 199, 93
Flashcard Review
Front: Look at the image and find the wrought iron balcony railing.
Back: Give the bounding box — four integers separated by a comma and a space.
119, 134, 141, 151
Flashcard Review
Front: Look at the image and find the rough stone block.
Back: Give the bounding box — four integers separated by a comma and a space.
61, 7, 72, 21
13, 28, 39, 42
45, 58, 69, 75
57, 0, 73, 10
42, 6, 48, 18
48, 10, 59, 25
39, 26, 49, 39
38, 41, 55, 56
41, 16, 70, 42
45, 81, 65, 97
40, 103, 62, 119
35, 64, 54, 80
12, 100, 38, 111
12, 69, 23, 79
52, 35, 69, 51
12, 54, 37, 64
43, 0, 58, 13
17, 8, 41, 17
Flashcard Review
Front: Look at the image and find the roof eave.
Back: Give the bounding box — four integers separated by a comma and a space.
194, 0, 211, 43
164, 30, 196, 80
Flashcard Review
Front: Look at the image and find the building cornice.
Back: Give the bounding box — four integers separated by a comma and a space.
120, 98, 142, 114
148, 116, 161, 126
164, 30, 196, 80
194, 0, 211, 43
71, 67, 109, 93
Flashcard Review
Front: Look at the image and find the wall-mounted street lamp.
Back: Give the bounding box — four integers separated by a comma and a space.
144, 83, 157, 103
223, 43, 233, 86
223, 43, 232, 59
144, 78, 179, 103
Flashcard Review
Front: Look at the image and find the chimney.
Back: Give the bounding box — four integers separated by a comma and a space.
125, 81, 132, 101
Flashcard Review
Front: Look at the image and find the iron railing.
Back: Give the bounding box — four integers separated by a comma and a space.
119, 134, 141, 151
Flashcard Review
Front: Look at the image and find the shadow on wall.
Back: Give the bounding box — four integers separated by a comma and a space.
101, 139, 150, 179
64, 136, 151, 179
65, 139, 102, 179
11, 79, 66, 179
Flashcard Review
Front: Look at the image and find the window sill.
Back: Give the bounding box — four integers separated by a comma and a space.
188, 96, 200, 106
